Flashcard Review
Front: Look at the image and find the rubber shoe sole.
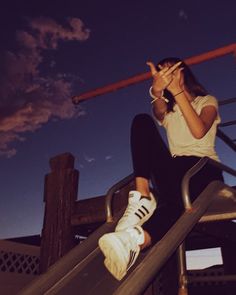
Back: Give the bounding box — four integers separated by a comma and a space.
99, 233, 139, 281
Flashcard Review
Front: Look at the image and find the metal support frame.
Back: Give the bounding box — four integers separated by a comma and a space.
72, 43, 236, 104
181, 157, 236, 210
178, 157, 236, 294
114, 181, 228, 295
105, 173, 134, 222
103, 158, 236, 295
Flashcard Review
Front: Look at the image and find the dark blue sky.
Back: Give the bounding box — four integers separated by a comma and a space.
0, 0, 235, 239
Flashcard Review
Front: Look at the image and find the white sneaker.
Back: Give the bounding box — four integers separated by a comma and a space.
115, 190, 157, 232
98, 226, 144, 281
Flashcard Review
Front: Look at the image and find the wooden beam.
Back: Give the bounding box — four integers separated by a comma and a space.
71, 180, 134, 226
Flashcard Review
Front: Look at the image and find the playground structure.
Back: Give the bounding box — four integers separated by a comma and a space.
0, 43, 236, 294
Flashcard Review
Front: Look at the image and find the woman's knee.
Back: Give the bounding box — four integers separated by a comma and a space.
131, 113, 155, 130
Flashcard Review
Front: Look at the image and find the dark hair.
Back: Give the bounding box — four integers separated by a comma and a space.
157, 57, 208, 112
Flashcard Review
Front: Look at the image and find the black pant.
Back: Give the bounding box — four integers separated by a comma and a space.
131, 114, 224, 243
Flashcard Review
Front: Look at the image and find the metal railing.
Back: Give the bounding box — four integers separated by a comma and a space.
114, 181, 231, 295
72, 43, 236, 104
182, 157, 236, 210
102, 156, 236, 295
217, 129, 236, 151
105, 173, 134, 222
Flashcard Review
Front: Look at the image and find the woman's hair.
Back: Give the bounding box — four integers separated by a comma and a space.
157, 57, 208, 112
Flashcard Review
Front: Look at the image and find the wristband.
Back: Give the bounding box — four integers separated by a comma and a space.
173, 90, 184, 97
149, 87, 169, 104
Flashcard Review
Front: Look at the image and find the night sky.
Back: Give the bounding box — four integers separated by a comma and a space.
0, 0, 235, 249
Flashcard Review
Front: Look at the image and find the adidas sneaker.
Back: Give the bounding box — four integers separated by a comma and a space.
98, 226, 144, 281
115, 190, 157, 232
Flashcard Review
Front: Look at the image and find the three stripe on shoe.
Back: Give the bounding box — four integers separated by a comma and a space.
127, 249, 138, 271
134, 205, 149, 220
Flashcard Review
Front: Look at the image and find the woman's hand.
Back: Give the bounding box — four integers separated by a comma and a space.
146, 61, 182, 94
166, 65, 184, 94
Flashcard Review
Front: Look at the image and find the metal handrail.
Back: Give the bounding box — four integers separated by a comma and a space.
219, 97, 236, 106
72, 43, 236, 104
217, 129, 236, 152
181, 157, 236, 210
219, 119, 236, 128
114, 181, 228, 295
105, 173, 134, 222
105, 157, 236, 220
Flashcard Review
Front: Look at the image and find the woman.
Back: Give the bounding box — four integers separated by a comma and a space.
98, 57, 224, 281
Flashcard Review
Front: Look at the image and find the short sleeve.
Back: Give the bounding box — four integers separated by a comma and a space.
199, 95, 218, 109
197, 95, 221, 124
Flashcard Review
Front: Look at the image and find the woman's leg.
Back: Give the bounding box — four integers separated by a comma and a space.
144, 156, 224, 245
98, 114, 177, 280
135, 177, 150, 197
99, 114, 224, 281
131, 113, 174, 190
130, 114, 182, 245
115, 114, 174, 232
131, 113, 185, 200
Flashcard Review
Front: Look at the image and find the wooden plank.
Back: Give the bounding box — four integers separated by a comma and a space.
71, 181, 134, 226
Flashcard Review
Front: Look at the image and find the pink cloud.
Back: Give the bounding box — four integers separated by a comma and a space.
17, 17, 90, 50
0, 17, 90, 157
0, 132, 25, 158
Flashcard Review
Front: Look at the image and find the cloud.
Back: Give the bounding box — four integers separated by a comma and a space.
0, 17, 90, 157
17, 17, 90, 50
105, 155, 113, 160
178, 9, 188, 20
84, 155, 95, 163
0, 133, 24, 158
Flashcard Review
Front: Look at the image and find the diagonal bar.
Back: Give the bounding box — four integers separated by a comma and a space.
72, 43, 236, 104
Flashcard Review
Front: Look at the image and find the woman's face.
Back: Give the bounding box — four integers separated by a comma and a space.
162, 62, 181, 74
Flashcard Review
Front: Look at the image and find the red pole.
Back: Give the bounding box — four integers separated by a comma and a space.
72, 43, 236, 104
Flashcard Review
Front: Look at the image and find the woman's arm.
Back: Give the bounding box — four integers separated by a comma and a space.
147, 61, 181, 122
174, 92, 217, 138
168, 67, 217, 139
147, 61, 218, 137
151, 89, 168, 122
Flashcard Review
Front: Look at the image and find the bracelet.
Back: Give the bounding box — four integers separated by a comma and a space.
149, 87, 169, 104
173, 90, 184, 97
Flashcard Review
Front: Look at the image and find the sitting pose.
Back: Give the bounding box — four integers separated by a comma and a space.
98, 57, 224, 281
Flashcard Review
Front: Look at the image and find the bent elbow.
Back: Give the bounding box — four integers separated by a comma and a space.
192, 129, 207, 139
194, 134, 205, 139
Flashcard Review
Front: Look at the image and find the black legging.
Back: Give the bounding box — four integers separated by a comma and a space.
131, 113, 224, 243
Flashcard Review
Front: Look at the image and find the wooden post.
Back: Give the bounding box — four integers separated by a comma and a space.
40, 153, 79, 273
221, 240, 236, 291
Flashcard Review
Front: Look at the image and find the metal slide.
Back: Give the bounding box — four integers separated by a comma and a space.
18, 179, 234, 295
